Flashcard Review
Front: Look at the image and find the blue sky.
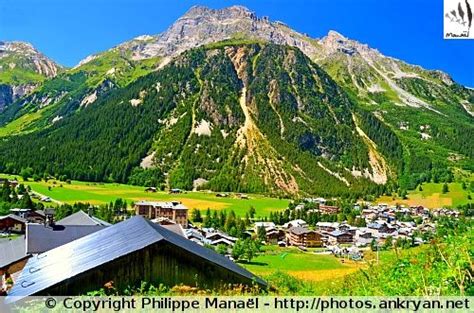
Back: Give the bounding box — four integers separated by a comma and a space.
1, 0, 473, 86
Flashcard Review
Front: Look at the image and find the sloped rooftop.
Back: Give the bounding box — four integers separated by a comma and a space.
26, 224, 106, 254
7, 216, 265, 300
0, 237, 27, 269
56, 210, 111, 226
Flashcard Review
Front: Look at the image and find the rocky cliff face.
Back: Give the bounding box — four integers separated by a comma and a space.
0, 41, 60, 78
76, 6, 472, 117
0, 41, 61, 111
81, 5, 321, 63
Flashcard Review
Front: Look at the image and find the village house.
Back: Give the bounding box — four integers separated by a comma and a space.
354, 228, 374, 246
286, 227, 323, 247
9, 208, 55, 224
0, 215, 27, 233
253, 222, 275, 233
319, 205, 340, 214
283, 219, 308, 229
206, 231, 238, 247
184, 228, 210, 246
327, 230, 353, 245
316, 222, 339, 233
134, 201, 188, 228
6, 216, 266, 300
264, 228, 285, 244
1, 211, 110, 291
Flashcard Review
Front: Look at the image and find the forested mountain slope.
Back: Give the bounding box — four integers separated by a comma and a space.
0, 5, 472, 197
0, 43, 392, 197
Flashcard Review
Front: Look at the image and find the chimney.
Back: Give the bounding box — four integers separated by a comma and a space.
44, 209, 55, 227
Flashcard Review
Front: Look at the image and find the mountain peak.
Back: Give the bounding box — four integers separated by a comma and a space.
182, 5, 255, 19
326, 30, 347, 40
100, 5, 318, 63
0, 41, 61, 78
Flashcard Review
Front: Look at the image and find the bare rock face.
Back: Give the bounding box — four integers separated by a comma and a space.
0, 41, 60, 78
0, 41, 61, 110
81, 5, 321, 63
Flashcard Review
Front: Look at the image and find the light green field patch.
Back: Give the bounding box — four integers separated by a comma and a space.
0, 175, 290, 217
376, 182, 473, 208
241, 246, 361, 282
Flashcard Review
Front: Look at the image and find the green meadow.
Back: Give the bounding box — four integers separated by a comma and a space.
377, 181, 473, 208
0, 174, 290, 218
241, 246, 362, 283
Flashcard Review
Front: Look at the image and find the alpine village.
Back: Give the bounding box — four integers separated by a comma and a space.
0, 5, 472, 299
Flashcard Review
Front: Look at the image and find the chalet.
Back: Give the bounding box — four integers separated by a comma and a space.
367, 222, 396, 235
338, 223, 357, 235
9, 208, 54, 224
206, 232, 237, 246
319, 205, 340, 214
6, 216, 266, 300
283, 219, 308, 229
134, 201, 188, 228
286, 227, 323, 247
144, 187, 157, 193
265, 229, 285, 244
185, 228, 209, 246
1, 211, 109, 290
253, 222, 275, 233
354, 229, 374, 246
0, 215, 26, 233
327, 230, 353, 245
316, 222, 339, 233
361, 208, 378, 220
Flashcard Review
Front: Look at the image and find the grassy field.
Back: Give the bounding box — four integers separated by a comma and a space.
241, 246, 362, 283
376, 182, 473, 208
0, 174, 290, 217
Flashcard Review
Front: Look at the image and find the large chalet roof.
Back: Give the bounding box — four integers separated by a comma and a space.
0, 237, 27, 269
7, 216, 265, 300
26, 224, 106, 254
56, 210, 111, 226
288, 226, 315, 235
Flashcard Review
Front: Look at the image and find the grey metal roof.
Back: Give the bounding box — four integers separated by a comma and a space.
160, 223, 185, 237
288, 226, 314, 235
329, 230, 351, 237
56, 211, 111, 226
0, 237, 28, 269
7, 216, 265, 300
26, 224, 106, 254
